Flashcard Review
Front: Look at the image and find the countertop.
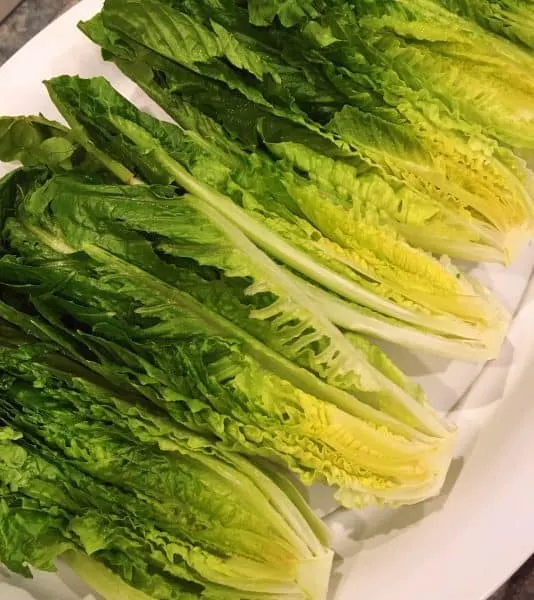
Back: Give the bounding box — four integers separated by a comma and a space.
0, 1, 532, 599
0, 0, 76, 65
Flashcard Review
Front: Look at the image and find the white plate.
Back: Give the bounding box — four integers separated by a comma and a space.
0, 2, 533, 599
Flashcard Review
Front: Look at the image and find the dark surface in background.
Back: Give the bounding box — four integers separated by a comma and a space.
0, 1, 532, 598
492, 556, 534, 600
0, 0, 75, 65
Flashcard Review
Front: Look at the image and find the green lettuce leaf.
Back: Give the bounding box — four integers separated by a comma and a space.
0, 166, 456, 506
41, 75, 509, 360
352, 0, 534, 149
0, 426, 330, 599
0, 115, 112, 177
438, 0, 534, 51
0, 339, 334, 598
287, 2, 534, 257
247, 0, 324, 27
86, 0, 534, 263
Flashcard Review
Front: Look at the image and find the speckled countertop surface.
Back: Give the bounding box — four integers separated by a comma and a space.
0, 1, 532, 599
0, 0, 77, 65
493, 558, 534, 600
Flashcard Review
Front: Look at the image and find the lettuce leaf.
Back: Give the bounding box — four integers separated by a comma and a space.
438, 0, 534, 51
0, 336, 334, 598
39, 75, 509, 360
0, 165, 456, 506
86, 0, 534, 264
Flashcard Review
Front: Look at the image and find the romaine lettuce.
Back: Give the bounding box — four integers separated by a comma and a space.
0, 338, 333, 598
0, 166, 455, 507
83, 0, 534, 264
40, 75, 510, 360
